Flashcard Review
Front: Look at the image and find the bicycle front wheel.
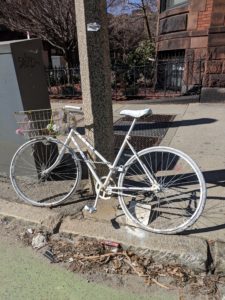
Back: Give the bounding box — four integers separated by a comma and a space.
118, 146, 206, 234
10, 137, 81, 207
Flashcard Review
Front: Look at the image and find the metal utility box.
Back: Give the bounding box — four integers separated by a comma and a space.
0, 38, 50, 174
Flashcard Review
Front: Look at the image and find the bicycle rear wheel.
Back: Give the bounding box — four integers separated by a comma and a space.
118, 146, 206, 234
10, 137, 81, 207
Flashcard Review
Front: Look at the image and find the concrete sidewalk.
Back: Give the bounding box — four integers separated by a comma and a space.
115, 103, 225, 240
1, 102, 225, 273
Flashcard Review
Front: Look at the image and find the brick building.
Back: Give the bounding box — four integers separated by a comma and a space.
157, 0, 225, 101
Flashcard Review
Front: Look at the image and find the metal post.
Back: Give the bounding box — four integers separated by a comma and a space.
199, 59, 202, 102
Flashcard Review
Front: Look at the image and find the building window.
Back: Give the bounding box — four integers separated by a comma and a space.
161, 0, 188, 12
157, 50, 185, 91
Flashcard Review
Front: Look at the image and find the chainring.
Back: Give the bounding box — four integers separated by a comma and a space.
95, 176, 116, 200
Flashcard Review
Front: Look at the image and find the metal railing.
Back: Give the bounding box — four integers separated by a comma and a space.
46, 66, 81, 97
45, 58, 214, 100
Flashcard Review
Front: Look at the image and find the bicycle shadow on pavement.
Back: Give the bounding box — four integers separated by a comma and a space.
169, 118, 217, 129
113, 118, 217, 133
76, 118, 217, 135
181, 169, 225, 236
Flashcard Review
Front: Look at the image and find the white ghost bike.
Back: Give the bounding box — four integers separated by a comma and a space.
10, 106, 206, 234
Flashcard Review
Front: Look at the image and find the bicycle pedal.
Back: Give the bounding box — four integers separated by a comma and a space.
84, 205, 97, 213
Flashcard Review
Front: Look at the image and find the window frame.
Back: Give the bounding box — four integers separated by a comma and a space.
160, 0, 188, 13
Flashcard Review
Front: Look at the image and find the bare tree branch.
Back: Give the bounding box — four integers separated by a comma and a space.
127, 0, 158, 41
0, 0, 77, 66
108, 13, 146, 63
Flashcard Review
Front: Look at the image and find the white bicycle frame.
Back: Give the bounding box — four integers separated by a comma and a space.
42, 113, 158, 209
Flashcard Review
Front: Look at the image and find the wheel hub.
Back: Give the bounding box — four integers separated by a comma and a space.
151, 183, 161, 193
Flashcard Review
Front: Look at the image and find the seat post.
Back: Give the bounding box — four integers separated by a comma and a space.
110, 117, 137, 170
126, 118, 137, 138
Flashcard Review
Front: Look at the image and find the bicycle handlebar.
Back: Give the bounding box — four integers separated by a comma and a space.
64, 105, 83, 114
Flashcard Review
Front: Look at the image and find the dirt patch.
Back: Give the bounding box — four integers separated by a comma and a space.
0, 216, 224, 299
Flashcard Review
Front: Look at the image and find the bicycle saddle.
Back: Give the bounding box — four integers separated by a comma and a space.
120, 108, 152, 118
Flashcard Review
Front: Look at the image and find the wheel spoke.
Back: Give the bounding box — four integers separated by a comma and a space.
10, 138, 81, 206
118, 147, 206, 234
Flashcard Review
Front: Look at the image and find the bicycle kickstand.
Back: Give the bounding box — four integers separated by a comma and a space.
84, 190, 100, 213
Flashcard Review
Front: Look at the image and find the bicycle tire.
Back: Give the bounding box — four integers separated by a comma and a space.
118, 146, 206, 234
10, 137, 81, 207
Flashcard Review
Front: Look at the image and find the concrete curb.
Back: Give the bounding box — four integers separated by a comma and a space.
51, 95, 200, 105
60, 216, 208, 272
0, 199, 58, 224
113, 95, 200, 105
1, 197, 221, 274
211, 241, 225, 275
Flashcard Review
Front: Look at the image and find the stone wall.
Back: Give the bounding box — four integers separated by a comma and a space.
157, 4, 189, 51
207, 0, 225, 88
157, 0, 214, 58
157, 0, 225, 100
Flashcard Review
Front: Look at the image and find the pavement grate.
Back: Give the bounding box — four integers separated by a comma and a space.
114, 135, 160, 152
113, 114, 175, 152
75, 114, 175, 152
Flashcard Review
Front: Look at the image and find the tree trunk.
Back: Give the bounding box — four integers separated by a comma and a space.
141, 0, 152, 42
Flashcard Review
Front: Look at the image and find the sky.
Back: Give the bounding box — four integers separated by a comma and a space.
107, 0, 158, 15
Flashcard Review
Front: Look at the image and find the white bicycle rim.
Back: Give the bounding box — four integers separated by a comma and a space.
10, 137, 81, 207
118, 146, 206, 234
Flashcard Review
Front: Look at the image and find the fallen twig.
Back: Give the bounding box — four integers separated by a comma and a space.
123, 253, 171, 290
151, 278, 172, 290
72, 251, 172, 290
72, 251, 125, 261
